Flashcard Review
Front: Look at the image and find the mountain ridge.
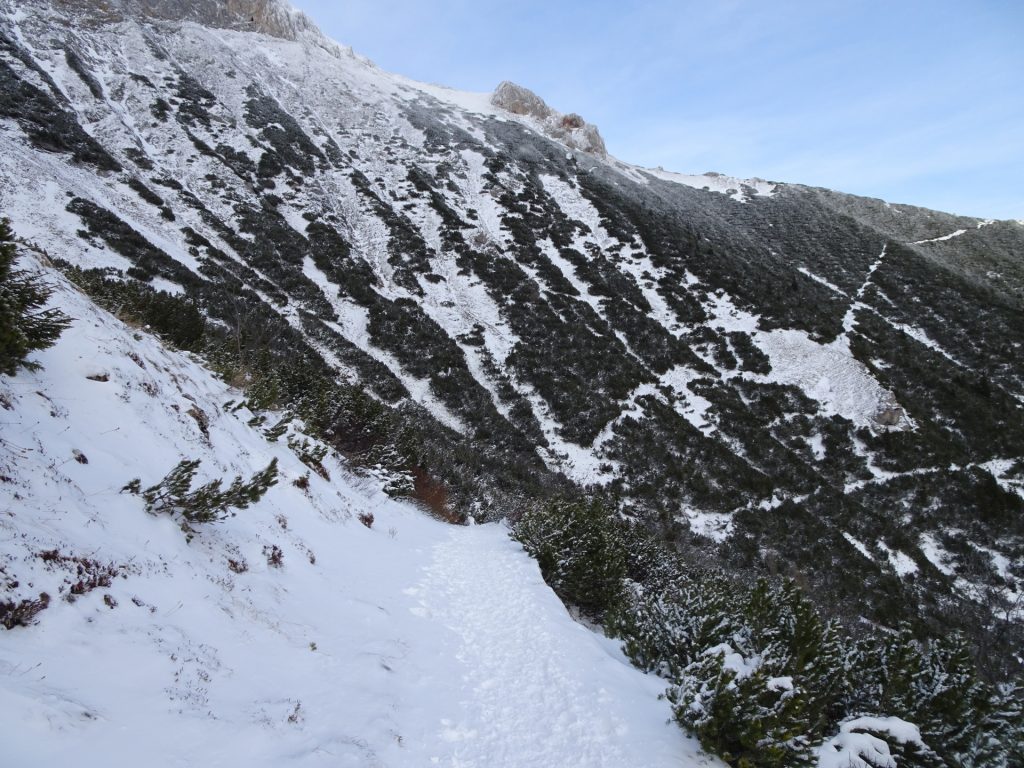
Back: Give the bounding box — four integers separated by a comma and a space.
50, 0, 324, 42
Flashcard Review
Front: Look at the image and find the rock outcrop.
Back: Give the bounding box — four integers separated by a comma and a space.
491, 80, 607, 157
53, 0, 325, 43
491, 81, 549, 119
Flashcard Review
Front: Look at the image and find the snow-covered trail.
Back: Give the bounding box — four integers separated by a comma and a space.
408, 524, 713, 768
0, 261, 717, 768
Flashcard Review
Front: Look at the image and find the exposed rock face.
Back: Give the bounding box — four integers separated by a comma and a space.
491, 80, 607, 157
566, 122, 607, 157
53, 0, 324, 42
491, 80, 550, 119
873, 403, 906, 428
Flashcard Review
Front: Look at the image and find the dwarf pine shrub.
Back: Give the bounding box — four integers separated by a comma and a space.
514, 498, 627, 616
124, 457, 278, 526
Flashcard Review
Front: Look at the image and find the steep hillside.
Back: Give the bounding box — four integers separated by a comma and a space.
0, 0, 1022, 761
0, 255, 718, 767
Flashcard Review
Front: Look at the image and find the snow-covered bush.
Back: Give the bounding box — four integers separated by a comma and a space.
514, 498, 627, 616
287, 435, 330, 479
817, 717, 924, 768
606, 529, 1023, 768
846, 627, 1024, 767
616, 576, 846, 767
0, 593, 50, 630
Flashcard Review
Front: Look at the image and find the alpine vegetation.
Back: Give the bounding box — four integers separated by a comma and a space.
123, 456, 279, 528
0, 218, 70, 374
516, 500, 1024, 767
0, 0, 1022, 766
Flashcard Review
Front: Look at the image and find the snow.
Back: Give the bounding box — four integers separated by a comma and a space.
917, 524, 1024, 626
406, 81, 500, 119
412, 525, 714, 767
766, 676, 794, 692
300, 256, 469, 434
759, 329, 900, 427
661, 365, 716, 436
640, 167, 777, 202
539, 174, 612, 246
0, 157, 128, 273
702, 643, 759, 680
817, 717, 925, 768
963, 536, 1024, 618
616, 252, 688, 337
532, 387, 620, 486
877, 542, 918, 576
818, 730, 895, 768
981, 458, 1024, 500
701, 287, 904, 429
797, 266, 849, 298
842, 532, 873, 561
806, 432, 827, 460
839, 245, 887, 338
809, 250, 960, 368
680, 509, 735, 543
457, 149, 513, 247
844, 717, 924, 747
919, 533, 955, 576
551, 363, 718, 489
882, 318, 963, 366
0, 261, 719, 768
972, 541, 1014, 584
279, 204, 312, 239
912, 229, 967, 244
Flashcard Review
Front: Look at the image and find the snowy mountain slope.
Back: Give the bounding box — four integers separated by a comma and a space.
1, 0, 1023, 689
0, 257, 719, 768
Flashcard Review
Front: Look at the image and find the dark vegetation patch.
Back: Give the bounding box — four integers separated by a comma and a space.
868, 242, 1024, 400
64, 46, 104, 100
36, 548, 122, 600
244, 85, 324, 175
0, 593, 50, 629
66, 197, 196, 286
514, 498, 1024, 768
0, 35, 120, 171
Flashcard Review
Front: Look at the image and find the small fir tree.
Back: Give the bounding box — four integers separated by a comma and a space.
0, 218, 70, 375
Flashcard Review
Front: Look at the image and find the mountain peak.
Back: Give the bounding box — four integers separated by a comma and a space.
491, 80, 607, 157
491, 81, 551, 119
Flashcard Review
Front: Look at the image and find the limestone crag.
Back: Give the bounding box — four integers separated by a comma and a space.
491, 80, 607, 157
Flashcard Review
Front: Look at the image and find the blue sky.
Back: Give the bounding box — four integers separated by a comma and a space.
290, 0, 1024, 219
